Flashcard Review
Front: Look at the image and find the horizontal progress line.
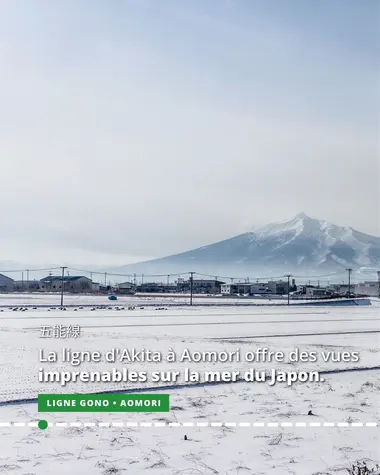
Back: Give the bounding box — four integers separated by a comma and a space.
211, 329, 380, 339
0, 421, 377, 428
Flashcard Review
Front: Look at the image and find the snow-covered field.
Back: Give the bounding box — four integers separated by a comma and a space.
0, 292, 286, 306
1, 292, 372, 307
0, 294, 379, 474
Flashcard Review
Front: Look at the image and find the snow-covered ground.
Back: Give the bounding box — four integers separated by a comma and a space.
0, 292, 286, 306
2, 292, 376, 308
1, 373, 379, 475
0, 295, 379, 474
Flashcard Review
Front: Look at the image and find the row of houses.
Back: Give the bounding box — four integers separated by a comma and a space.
293, 282, 380, 298
0, 274, 96, 293
0, 274, 290, 295
119, 279, 225, 295
120, 279, 295, 295
1, 272, 379, 297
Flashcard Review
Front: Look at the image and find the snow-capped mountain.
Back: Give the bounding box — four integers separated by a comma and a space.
113, 213, 380, 278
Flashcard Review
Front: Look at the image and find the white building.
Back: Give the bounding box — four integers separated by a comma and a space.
305, 287, 332, 298
118, 282, 136, 295
92, 282, 100, 292
221, 281, 288, 296
221, 283, 252, 295
0, 273, 14, 292
267, 280, 289, 295
354, 281, 379, 297
250, 283, 272, 295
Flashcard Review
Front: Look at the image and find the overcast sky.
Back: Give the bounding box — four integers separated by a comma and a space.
0, 0, 379, 267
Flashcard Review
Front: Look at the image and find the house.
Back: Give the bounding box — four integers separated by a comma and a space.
267, 280, 289, 295
304, 287, 332, 298
250, 283, 272, 295
164, 284, 178, 293
178, 279, 225, 294
221, 280, 291, 296
0, 273, 14, 292
98, 284, 111, 293
330, 284, 356, 296
136, 282, 163, 293
221, 283, 252, 295
354, 281, 379, 297
40, 276, 92, 293
13, 280, 40, 292
92, 282, 100, 292
118, 282, 136, 295
327, 284, 342, 294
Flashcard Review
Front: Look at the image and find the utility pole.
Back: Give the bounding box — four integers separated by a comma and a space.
285, 274, 292, 305
167, 275, 170, 286
189, 272, 194, 306
21, 271, 24, 292
141, 274, 144, 286
377, 271, 380, 299
345, 268, 353, 297
104, 272, 107, 288
26, 269, 29, 282
60, 266, 67, 307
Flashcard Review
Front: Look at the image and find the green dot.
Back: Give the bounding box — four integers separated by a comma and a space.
38, 420, 48, 430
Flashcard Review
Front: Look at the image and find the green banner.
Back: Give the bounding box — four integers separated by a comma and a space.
38, 393, 170, 412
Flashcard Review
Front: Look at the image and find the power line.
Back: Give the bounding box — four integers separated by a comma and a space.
0, 266, 61, 273
66, 267, 189, 278
291, 272, 341, 278
194, 272, 291, 281
0, 265, 377, 287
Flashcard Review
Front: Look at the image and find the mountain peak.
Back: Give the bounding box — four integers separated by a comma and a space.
114, 213, 380, 276
294, 212, 309, 220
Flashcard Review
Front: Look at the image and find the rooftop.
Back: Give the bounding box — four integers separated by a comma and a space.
40, 275, 89, 282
